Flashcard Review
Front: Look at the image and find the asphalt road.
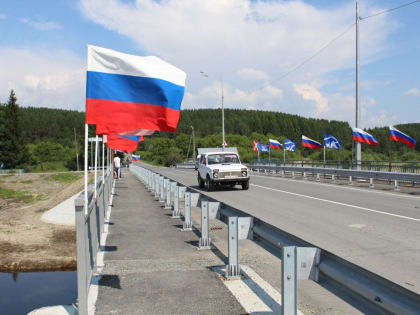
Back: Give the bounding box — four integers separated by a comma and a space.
141, 164, 420, 295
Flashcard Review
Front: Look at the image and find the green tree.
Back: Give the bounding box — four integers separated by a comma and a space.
0, 91, 26, 168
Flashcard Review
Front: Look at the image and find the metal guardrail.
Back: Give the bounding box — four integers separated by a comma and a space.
132, 164, 420, 315
75, 170, 113, 315
250, 164, 420, 187
254, 159, 420, 174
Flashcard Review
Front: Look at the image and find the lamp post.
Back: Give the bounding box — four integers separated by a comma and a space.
191, 125, 196, 163
200, 71, 225, 151
355, 0, 361, 169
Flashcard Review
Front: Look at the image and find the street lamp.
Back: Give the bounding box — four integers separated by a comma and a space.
200, 71, 225, 150
191, 125, 196, 163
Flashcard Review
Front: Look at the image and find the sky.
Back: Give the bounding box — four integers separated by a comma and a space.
0, 0, 419, 128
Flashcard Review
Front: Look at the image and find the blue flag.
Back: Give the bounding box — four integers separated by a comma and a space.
257, 142, 270, 152
284, 139, 297, 152
324, 134, 341, 150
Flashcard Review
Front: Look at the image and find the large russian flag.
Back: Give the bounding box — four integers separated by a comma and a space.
352, 128, 378, 146
86, 45, 186, 134
269, 139, 282, 149
132, 154, 141, 161
302, 135, 321, 150
389, 126, 416, 149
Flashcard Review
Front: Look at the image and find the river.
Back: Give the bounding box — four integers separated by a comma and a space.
0, 271, 77, 314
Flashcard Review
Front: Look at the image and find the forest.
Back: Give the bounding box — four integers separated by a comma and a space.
1, 91, 419, 170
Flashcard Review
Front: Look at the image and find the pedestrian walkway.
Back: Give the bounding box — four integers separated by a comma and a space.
94, 169, 245, 314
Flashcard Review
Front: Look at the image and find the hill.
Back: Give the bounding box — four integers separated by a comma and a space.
1, 105, 418, 169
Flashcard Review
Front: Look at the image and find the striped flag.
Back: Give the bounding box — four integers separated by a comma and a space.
302, 135, 322, 150
86, 45, 186, 134
352, 128, 378, 146
269, 139, 282, 150
389, 126, 416, 148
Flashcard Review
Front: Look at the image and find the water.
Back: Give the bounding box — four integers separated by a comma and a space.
0, 271, 77, 315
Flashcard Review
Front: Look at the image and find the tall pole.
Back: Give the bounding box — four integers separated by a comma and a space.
355, 0, 362, 169
84, 124, 88, 215
323, 146, 326, 165
94, 135, 98, 198
102, 139, 105, 184
222, 80, 225, 151
74, 128, 79, 171
191, 126, 196, 163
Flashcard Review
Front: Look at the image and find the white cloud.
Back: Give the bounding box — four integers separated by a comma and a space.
79, 0, 395, 118
237, 68, 269, 81
20, 17, 63, 30
184, 80, 282, 111
0, 48, 84, 110
405, 88, 420, 96
294, 84, 329, 116
0, 13, 7, 20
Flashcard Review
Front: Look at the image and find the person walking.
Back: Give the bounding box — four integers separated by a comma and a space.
114, 155, 121, 179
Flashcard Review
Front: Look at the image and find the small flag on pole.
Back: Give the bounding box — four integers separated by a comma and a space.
269, 139, 282, 150
132, 154, 141, 161
253, 140, 258, 152
352, 128, 378, 146
389, 126, 416, 148
302, 135, 322, 150
324, 134, 341, 150
284, 139, 297, 152
257, 142, 270, 152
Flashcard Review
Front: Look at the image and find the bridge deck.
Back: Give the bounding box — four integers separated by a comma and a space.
95, 169, 245, 314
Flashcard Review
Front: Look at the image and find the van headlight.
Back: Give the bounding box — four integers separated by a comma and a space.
242, 171, 247, 177
213, 170, 219, 178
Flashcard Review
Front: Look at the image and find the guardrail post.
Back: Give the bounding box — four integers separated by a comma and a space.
292, 171, 295, 179
159, 176, 165, 202
282, 246, 321, 315
182, 192, 193, 231
303, 172, 307, 180
75, 197, 88, 315
282, 246, 297, 315
172, 185, 181, 218
198, 201, 211, 250
348, 176, 353, 185
226, 217, 241, 279
155, 174, 160, 198
165, 180, 172, 209
369, 178, 374, 188
316, 173, 320, 182
394, 180, 399, 191
331, 174, 335, 184
282, 169, 285, 177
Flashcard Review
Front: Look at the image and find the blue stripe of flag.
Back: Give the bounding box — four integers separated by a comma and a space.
86, 71, 185, 111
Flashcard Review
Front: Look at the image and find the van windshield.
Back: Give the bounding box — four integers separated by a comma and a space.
207, 154, 240, 165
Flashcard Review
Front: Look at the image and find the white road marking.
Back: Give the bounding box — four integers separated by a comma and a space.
213, 265, 304, 315
251, 183, 420, 223
348, 223, 366, 229
251, 174, 420, 200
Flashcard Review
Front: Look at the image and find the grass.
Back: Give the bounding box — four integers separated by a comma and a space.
45, 173, 82, 183
0, 188, 36, 203
21, 180, 33, 184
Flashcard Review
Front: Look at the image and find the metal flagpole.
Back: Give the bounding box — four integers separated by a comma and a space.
222, 80, 225, 151
283, 147, 286, 164
269, 148, 271, 161
84, 124, 88, 215
323, 146, 326, 165
102, 139, 105, 184
94, 135, 98, 198
355, 0, 362, 169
